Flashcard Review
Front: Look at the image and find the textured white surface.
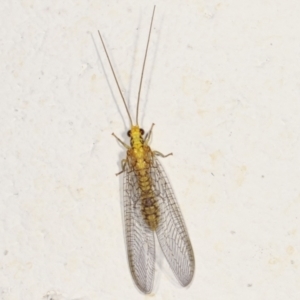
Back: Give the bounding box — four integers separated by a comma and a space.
1, 0, 300, 299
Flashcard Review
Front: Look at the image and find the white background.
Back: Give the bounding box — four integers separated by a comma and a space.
1, 0, 300, 299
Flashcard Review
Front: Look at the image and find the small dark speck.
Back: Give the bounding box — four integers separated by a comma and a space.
211, 173, 214, 176
270, 43, 272, 45
261, 175, 264, 178
247, 283, 252, 287
4, 250, 8, 255
291, 260, 294, 264
230, 231, 236, 234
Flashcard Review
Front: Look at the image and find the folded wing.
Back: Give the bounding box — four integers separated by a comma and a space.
123, 164, 155, 293
151, 157, 195, 286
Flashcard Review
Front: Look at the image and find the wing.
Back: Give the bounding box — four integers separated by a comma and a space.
150, 156, 195, 287
123, 162, 155, 294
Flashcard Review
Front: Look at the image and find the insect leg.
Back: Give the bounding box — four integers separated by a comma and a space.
116, 158, 128, 176
112, 133, 130, 149
144, 123, 155, 144
153, 150, 173, 158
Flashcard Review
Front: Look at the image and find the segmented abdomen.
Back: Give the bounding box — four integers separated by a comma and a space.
128, 146, 159, 230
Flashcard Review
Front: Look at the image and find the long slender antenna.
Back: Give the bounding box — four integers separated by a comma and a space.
98, 30, 133, 126
136, 6, 156, 125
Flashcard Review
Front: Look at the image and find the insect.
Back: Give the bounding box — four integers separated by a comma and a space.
98, 6, 195, 294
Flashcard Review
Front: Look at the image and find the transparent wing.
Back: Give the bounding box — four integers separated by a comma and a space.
151, 156, 195, 286
123, 163, 155, 294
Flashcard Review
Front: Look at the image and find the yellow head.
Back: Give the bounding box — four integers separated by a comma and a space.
127, 125, 145, 146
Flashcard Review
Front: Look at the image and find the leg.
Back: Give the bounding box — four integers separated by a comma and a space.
153, 150, 173, 158
116, 159, 127, 176
144, 123, 155, 144
112, 133, 130, 149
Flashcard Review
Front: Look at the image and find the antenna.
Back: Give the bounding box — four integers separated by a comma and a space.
98, 30, 133, 125
136, 6, 156, 125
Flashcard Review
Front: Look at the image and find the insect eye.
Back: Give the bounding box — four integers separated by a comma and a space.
140, 128, 145, 135
127, 130, 131, 137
